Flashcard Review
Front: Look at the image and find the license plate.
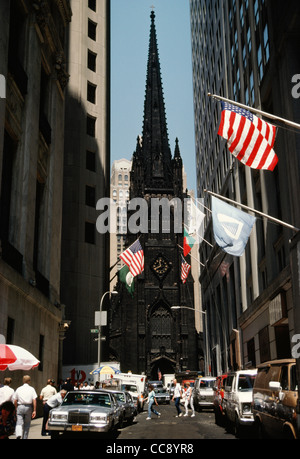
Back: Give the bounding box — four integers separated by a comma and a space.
72, 425, 82, 432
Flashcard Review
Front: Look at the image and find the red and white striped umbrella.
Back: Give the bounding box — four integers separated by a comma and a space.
0, 344, 40, 371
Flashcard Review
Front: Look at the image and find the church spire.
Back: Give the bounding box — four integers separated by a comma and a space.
139, 10, 173, 190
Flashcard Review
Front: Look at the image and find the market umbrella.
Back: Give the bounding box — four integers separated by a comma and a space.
0, 344, 40, 371
90, 365, 121, 375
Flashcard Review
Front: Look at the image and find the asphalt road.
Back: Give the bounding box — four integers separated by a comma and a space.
17, 403, 237, 441
117, 403, 236, 440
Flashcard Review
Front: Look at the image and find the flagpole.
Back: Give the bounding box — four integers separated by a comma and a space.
178, 244, 205, 267
205, 189, 300, 233
208, 93, 300, 131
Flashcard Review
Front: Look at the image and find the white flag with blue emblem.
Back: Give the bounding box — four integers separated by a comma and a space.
211, 196, 256, 257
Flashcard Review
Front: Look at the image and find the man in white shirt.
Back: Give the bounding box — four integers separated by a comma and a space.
40, 379, 57, 405
0, 378, 14, 404
41, 389, 67, 436
13, 375, 38, 439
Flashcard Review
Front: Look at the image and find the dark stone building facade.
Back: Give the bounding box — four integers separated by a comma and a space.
109, 12, 199, 379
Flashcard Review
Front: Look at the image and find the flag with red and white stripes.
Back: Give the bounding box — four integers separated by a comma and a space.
120, 239, 144, 277
218, 102, 278, 171
181, 255, 191, 284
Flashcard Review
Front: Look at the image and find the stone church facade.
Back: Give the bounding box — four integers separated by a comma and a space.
109, 12, 200, 379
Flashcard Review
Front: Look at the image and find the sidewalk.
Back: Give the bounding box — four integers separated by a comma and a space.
11, 417, 49, 440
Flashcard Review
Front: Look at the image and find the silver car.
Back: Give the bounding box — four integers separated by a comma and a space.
193, 377, 216, 411
106, 389, 137, 424
48, 390, 122, 438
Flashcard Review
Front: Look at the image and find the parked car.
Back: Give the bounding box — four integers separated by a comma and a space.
121, 383, 144, 412
154, 387, 171, 404
47, 390, 122, 438
213, 373, 228, 426
106, 389, 137, 425
223, 369, 257, 437
252, 358, 298, 439
193, 377, 216, 411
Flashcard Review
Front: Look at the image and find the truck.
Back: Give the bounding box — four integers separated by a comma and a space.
163, 374, 174, 390
112, 372, 147, 412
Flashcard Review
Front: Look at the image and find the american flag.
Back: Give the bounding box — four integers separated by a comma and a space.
218, 102, 278, 171
181, 255, 191, 284
120, 239, 144, 277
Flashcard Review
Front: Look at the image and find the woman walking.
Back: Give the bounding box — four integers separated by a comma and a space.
145, 385, 161, 420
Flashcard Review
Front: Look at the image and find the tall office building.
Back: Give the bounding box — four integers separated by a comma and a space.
109, 158, 131, 291
61, 0, 110, 368
190, 0, 300, 374
0, 0, 71, 391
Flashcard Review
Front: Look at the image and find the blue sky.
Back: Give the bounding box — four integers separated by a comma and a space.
111, 0, 197, 191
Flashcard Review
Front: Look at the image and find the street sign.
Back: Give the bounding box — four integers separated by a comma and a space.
95, 311, 107, 326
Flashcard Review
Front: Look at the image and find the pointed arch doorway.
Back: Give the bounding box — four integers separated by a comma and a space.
150, 357, 176, 381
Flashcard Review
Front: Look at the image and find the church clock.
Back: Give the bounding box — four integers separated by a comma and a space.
151, 254, 171, 279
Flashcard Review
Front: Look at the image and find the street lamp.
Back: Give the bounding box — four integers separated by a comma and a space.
171, 305, 209, 376
97, 291, 118, 377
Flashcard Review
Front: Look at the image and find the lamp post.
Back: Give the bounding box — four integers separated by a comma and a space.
171, 306, 209, 376
97, 291, 118, 378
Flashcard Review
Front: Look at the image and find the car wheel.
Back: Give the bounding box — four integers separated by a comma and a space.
255, 418, 264, 439
234, 414, 241, 438
214, 408, 222, 426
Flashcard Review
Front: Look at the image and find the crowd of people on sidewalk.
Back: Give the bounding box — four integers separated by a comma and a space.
0, 375, 78, 439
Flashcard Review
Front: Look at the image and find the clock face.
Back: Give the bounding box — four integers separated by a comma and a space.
152, 255, 170, 278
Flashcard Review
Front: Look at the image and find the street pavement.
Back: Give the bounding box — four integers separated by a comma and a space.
10, 403, 238, 440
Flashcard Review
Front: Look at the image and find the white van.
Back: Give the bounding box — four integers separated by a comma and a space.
223, 369, 257, 437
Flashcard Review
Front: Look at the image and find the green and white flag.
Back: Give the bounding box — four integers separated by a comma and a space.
118, 265, 134, 297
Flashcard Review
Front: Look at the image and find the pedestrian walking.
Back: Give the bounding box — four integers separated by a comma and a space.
190, 383, 195, 417
184, 382, 195, 416
145, 385, 161, 420
13, 375, 37, 439
41, 389, 67, 436
0, 378, 14, 405
172, 379, 182, 417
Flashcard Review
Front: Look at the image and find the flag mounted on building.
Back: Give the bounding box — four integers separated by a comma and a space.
218, 101, 278, 171
119, 238, 144, 277
181, 255, 191, 284
183, 228, 196, 257
211, 196, 256, 257
118, 265, 134, 297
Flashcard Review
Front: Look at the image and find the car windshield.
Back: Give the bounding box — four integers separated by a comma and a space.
156, 388, 166, 394
62, 392, 111, 407
114, 393, 125, 402
121, 384, 137, 392
238, 375, 256, 391
200, 380, 215, 388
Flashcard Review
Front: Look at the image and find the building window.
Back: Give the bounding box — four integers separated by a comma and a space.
38, 334, 44, 372
86, 150, 96, 172
263, 24, 270, 63
88, 0, 96, 12
85, 185, 96, 207
87, 50, 97, 72
257, 44, 263, 82
86, 115, 96, 137
87, 82, 96, 104
259, 326, 271, 363
88, 19, 97, 41
85, 221, 95, 244
6, 317, 15, 344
